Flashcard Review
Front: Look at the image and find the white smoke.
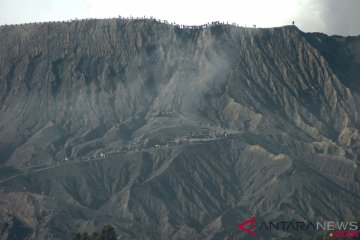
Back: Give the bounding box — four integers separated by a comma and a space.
294, 0, 360, 36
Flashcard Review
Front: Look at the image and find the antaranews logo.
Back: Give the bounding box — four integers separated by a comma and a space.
236, 217, 359, 239
237, 217, 256, 236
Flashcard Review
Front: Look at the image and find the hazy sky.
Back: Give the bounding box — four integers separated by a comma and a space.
0, 0, 359, 36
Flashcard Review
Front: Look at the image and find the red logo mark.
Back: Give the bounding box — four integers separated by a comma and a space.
238, 217, 256, 236
329, 230, 359, 238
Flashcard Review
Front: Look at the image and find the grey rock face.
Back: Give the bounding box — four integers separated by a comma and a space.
0, 19, 359, 239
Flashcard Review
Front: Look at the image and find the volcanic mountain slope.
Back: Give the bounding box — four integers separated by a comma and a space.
0, 19, 359, 239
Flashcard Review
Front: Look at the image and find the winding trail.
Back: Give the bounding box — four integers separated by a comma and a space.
0, 128, 241, 185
